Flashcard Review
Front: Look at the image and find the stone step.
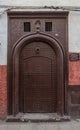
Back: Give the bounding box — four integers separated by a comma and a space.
6, 113, 70, 122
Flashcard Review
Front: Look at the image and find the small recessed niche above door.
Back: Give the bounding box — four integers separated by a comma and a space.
24, 22, 31, 32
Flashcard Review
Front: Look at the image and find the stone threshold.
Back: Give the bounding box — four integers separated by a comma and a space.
6, 113, 71, 122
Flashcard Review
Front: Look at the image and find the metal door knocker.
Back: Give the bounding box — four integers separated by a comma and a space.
35, 47, 40, 54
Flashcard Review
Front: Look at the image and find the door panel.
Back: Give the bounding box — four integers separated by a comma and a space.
20, 42, 57, 113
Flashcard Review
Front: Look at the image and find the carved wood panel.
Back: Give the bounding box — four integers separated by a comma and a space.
20, 42, 57, 113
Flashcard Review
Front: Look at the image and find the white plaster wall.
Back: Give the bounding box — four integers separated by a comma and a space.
0, 0, 80, 6
0, 11, 7, 65
69, 11, 80, 52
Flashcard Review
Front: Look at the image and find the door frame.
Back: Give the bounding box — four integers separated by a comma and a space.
8, 32, 64, 116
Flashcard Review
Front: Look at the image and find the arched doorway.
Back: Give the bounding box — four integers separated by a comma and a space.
11, 32, 64, 115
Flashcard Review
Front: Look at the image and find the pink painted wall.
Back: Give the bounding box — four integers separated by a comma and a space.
69, 53, 80, 85
0, 65, 7, 119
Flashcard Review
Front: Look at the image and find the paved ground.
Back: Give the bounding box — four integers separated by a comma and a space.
0, 120, 80, 130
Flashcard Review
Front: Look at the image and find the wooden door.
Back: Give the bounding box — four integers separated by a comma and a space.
8, 12, 68, 115
19, 42, 57, 113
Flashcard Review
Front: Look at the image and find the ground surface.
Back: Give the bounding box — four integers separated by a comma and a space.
0, 120, 80, 130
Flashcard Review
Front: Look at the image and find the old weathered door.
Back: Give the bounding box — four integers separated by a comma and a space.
8, 12, 68, 116
20, 42, 57, 113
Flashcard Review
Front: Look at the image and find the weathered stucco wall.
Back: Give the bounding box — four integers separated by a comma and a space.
69, 11, 80, 52
0, 12, 7, 65
0, 0, 80, 6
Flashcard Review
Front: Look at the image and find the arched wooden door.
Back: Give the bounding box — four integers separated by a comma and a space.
12, 33, 64, 115
8, 12, 68, 116
19, 42, 57, 113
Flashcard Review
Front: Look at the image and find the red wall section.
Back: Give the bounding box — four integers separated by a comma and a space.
0, 65, 7, 119
69, 61, 80, 85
